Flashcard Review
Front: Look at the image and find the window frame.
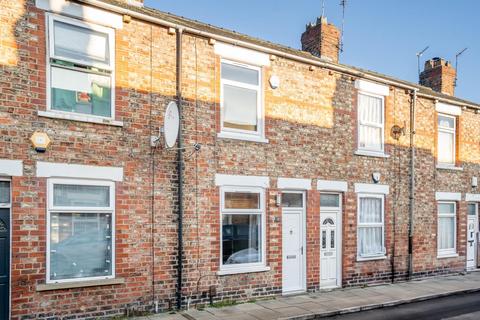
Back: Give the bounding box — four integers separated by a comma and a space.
219, 186, 266, 273
46, 13, 116, 121
357, 92, 385, 155
0, 178, 11, 209
46, 178, 116, 284
437, 201, 457, 257
220, 59, 264, 140
437, 113, 457, 166
356, 193, 386, 260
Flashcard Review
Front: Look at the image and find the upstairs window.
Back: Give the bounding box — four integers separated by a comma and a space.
437, 114, 456, 166
357, 93, 385, 154
220, 60, 263, 138
47, 14, 114, 119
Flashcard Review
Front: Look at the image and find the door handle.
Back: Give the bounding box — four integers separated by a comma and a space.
301, 246, 304, 255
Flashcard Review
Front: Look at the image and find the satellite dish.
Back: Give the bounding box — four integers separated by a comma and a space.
164, 101, 180, 148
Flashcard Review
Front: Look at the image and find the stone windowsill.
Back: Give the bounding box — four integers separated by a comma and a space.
217, 132, 269, 144
38, 110, 124, 127
436, 165, 463, 171
354, 150, 390, 159
36, 278, 125, 292
217, 266, 271, 276
357, 255, 387, 262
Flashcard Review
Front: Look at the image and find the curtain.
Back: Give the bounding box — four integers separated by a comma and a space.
359, 198, 382, 223
223, 84, 258, 127
438, 131, 454, 164
359, 94, 382, 150
439, 216, 455, 250
359, 198, 383, 256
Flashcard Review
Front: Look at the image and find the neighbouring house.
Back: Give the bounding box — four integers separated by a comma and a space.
1, 0, 480, 319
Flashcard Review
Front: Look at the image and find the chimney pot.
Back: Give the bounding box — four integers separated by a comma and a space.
419, 57, 456, 96
301, 16, 340, 63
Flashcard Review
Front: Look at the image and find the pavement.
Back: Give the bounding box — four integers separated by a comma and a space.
137, 272, 480, 320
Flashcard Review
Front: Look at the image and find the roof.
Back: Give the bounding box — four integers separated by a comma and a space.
97, 0, 479, 108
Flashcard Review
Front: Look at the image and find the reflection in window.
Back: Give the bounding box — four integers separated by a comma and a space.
222, 214, 260, 265
320, 194, 340, 207
0, 181, 10, 204
281, 193, 303, 207
322, 230, 326, 249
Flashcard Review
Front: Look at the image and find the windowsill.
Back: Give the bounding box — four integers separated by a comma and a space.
38, 110, 124, 127
437, 253, 459, 259
36, 277, 125, 291
217, 132, 269, 144
436, 164, 463, 171
217, 265, 270, 276
354, 150, 390, 158
357, 255, 387, 262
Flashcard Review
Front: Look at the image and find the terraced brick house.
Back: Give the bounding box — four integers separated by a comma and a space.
1, 0, 480, 318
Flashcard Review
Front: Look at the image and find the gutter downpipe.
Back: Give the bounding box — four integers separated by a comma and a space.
408, 89, 418, 280
176, 27, 184, 310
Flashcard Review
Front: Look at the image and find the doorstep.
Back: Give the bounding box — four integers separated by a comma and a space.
159, 273, 480, 320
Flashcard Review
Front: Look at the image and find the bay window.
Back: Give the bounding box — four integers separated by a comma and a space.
220, 60, 263, 139
437, 202, 456, 257
437, 114, 456, 166
220, 187, 265, 273
47, 179, 115, 283
357, 194, 385, 259
47, 14, 114, 119
357, 93, 385, 154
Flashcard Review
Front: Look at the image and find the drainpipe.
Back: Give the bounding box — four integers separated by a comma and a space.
176, 27, 184, 310
408, 89, 418, 280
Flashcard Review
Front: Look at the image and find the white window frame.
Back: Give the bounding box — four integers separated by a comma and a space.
437, 201, 457, 257
437, 113, 456, 166
46, 13, 116, 122
357, 193, 386, 261
46, 178, 115, 283
0, 178, 11, 209
219, 59, 265, 142
219, 186, 267, 274
357, 92, 385, 156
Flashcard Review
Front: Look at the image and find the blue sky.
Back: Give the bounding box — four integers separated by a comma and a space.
145, 0, 479, 102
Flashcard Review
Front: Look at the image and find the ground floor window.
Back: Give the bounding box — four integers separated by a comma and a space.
357, 194, 385, 259
438, 202, 456, 257
47, 179, 115, 282
221, 187, 265, 270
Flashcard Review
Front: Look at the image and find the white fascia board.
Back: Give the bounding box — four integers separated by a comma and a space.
215, 42, 270, 67
215, 174, 270, 188
36, 0, 123, 29
435, 102, 462, 116
354, 183, 389, 195
355, 79, 390, 96
277, 178, 311, 190
466, 193, 480, 202
0, 159, 23, 177
436, 192, 462, 201
317, 180, 348, 192
37, 161, 124, 181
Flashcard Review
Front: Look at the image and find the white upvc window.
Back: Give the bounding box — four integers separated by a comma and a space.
220, 59, 264, 141
46, 14, 115, 120
46, 178, 115, 283
0, 179, 11, 208
437, 114, 456, 166
437, 202, 457, 257
357, 194, 385, 260
220, 186, 266, 273
357, 92, 385, 154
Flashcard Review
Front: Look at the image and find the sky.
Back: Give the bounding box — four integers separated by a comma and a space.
145, 0, 479, 103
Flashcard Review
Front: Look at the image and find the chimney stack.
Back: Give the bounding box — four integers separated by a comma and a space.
419, 57, 456, 96
301, 17, 340, 63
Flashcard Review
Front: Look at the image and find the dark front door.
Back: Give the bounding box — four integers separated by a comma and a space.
0, 208, 10, 319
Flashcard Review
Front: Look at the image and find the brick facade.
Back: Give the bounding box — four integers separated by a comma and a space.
1, 1, 479, 319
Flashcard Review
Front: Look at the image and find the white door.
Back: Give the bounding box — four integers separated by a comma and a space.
282, 192, 305, 294
467, 203, 478, 270
320, 193, 342, 289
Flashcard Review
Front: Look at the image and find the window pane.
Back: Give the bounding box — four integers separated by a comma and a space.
358, 226, 383, 256
223, 84, 257, 131
359, 198, 382, 223
359, 94, 382, 124
221, 63, 258, 85
0, 181, 10, 204
438, 203, 455, 214
359, 125, 382, 150
468, 204, 477, 216
222, 214, 261, 264
322, 230, 326, 249
438, 116, 455, 129
51, 66, 112, 117
54, 21, 110, 65
438, 131, 454, 164
439, 216, 455, 250
50, 212, 112, 280
224, 192, 259, 209
320, 194, 340, 207
53, 184, 110, 207
281, 193, 303, 207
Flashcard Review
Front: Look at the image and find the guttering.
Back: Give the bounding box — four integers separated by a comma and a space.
176, 28, 184, 310
408, 89, 418, 280
76, 0, 479, 110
